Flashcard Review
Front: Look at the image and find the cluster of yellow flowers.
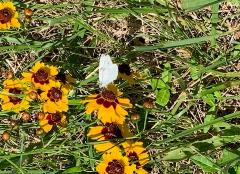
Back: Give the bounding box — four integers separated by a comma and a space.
0, 1, 150, 173
0, 61, 74, 133
83, 67, 149, 173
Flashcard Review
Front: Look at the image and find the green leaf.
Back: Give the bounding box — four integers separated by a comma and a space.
189, 66, 201, 80
134, 35, 219, 52
182, 0, 223, 11
191, 155, 221, 172
151, 79, 166, 90
156, 88, 170, 106
62, 167, 82, 173
218, 149, 240, 166
233, 45, 240, 57
203, 114, 215, 133
162, 147, 194, 161
162, 63, 172, 83
202, 94, 215, 107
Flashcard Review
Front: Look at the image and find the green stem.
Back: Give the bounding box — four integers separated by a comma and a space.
207, 70, 240, 78
199, 80, 240, 96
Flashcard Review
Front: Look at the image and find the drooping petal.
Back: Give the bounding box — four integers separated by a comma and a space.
85, 101, 99, 114
116, 104, 128, 116
118, 98, 133, 108
87, 126, 104, 140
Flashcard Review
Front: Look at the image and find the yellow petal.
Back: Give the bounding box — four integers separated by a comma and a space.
42, 124, 53, 133
87, 126, 104, 140
118, 98, 133, 108
49, 66, 58, 76
85, 101, 99, 114
97, 106, 113, 123
116, 105, 128, 116
94, 142, 116, 152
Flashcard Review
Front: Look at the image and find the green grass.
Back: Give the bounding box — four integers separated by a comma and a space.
0, 0, 240, 173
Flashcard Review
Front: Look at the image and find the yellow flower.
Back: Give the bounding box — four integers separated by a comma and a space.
96, 148, 135, 174
40, 80, 69, 113
0, 79, 30, 113
0, 1, 20, 29
22, 61, 58, 90
82, 84, 132, 124
39, 112, 67, 133
118, 64, 139, 84
122, 141, 150, 174
87, 122, 132, 153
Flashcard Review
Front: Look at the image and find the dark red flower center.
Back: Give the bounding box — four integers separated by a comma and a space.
46, 113, 61, 125
8, 88, 22, 105
101, 90, 116, 102
47, 87, 62, 102
33, 68, 49, 85
128, 151, 141, 169
106, 159, 124, 174
118, 63, 131, 76
0, 8, 13, 24
95, 90, 119, 109
101, 123, 123, 139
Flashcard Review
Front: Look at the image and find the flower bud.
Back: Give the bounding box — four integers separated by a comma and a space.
29, 91, 38, 100
2, 131, 10, 141
143, 98, 155, 109
36, 128, 44, 135
21, 112, 31, 122
131, 113, 140, 121
5, 71, 13, 79
37, 112, 45, 120
24, 8, 33, 17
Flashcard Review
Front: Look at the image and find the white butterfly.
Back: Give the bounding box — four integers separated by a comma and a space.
99, 54, 118, 88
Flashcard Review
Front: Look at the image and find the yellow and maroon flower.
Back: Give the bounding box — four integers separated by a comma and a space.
0, 2, 20, 29
22, 61, 58, 90
40, 80, 69, 113
39, 112, 67, 133
87, 122, 132, 152
82, 84, 132, 124
0, 79, 30, 113
122, 141, 150, 174
96, 147, 135, 174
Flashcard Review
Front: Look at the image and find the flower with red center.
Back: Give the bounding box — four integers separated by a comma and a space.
40, 80, 69, 113
96, 148, 135, 174
87, 122, 132, 153
122, 141, 150, 174
0, 2, 20, 29
39, 112, 67, 133
22, 61, 58, 90
0, 79, 30, 112
82, 84, 132, 124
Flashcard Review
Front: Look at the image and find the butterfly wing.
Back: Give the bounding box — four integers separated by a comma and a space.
99, 54, 118, 88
